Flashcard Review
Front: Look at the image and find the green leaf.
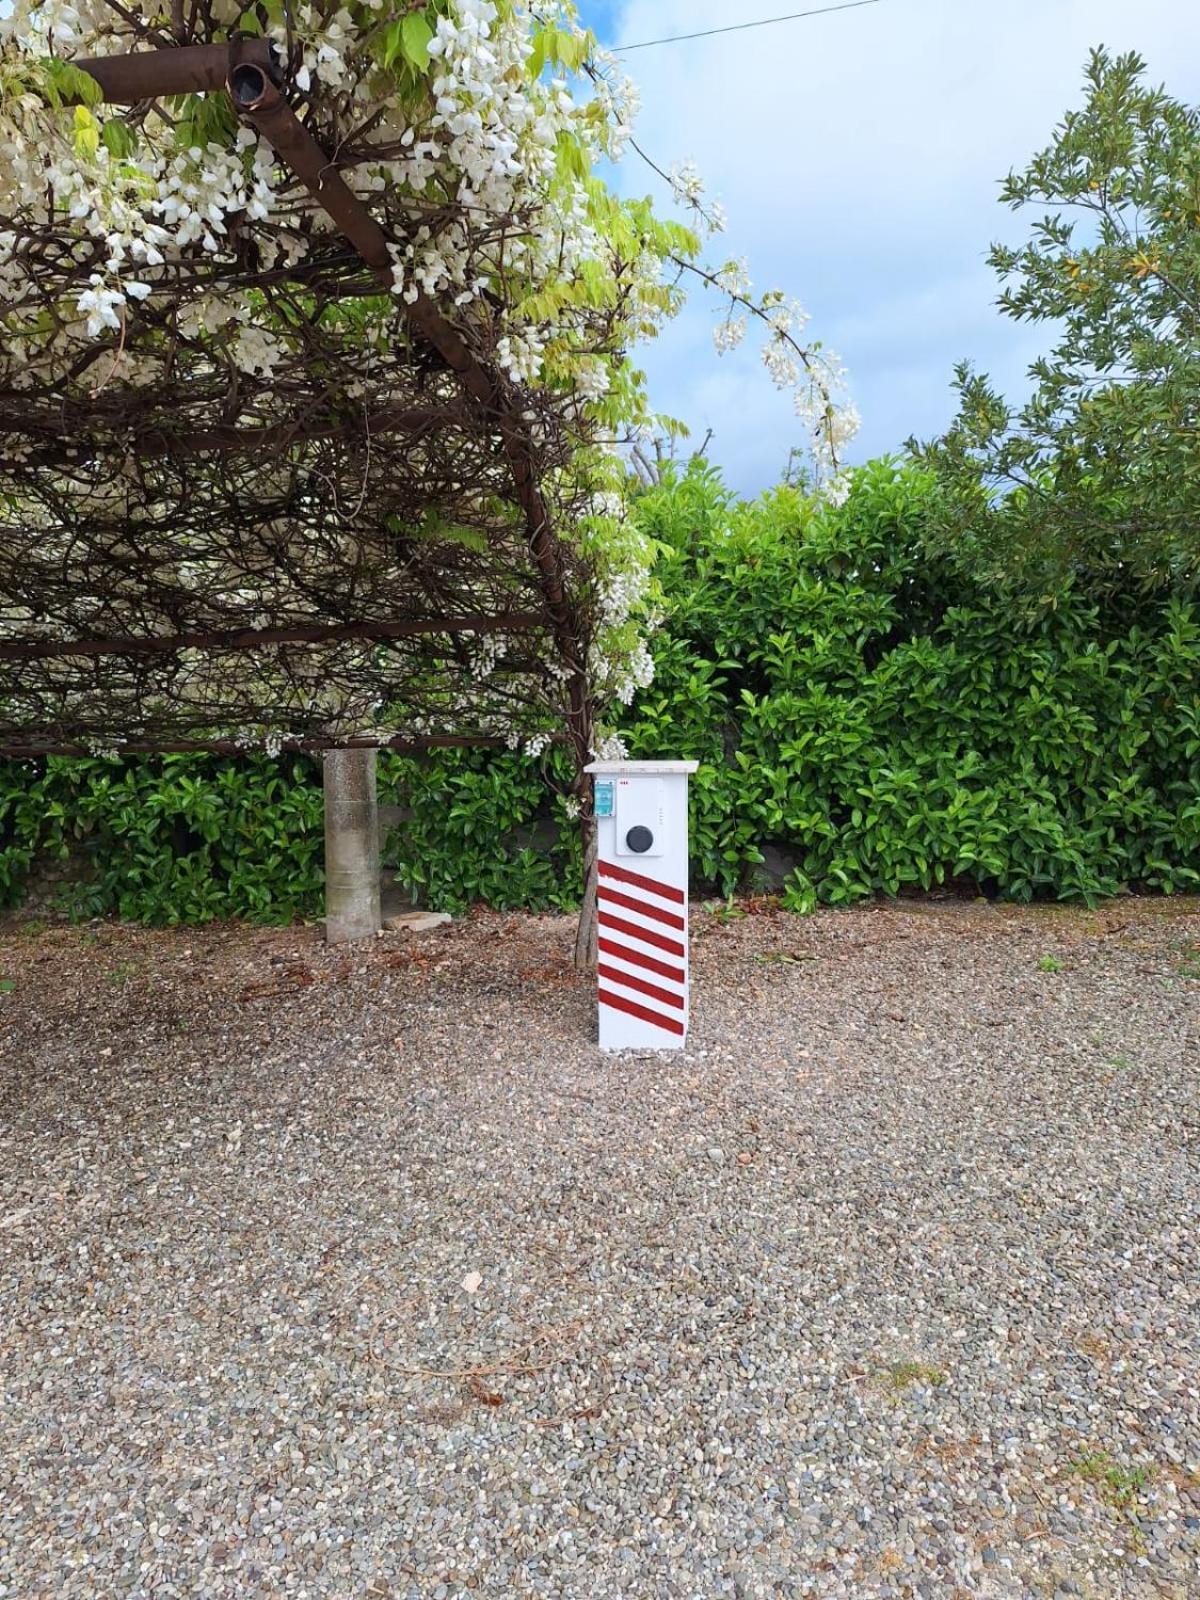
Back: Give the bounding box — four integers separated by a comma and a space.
528, 23, 551, 77
555, 29, 592, 72
101, 120, 138, 160
401, 13, 435, 71
73, 105, 101, 161
40, 59, 103, 109
415, 509, 488, 553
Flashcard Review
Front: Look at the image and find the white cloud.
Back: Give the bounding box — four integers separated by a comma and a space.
605, 0, 1200, 491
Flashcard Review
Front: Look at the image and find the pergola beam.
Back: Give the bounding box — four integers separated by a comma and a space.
0, 734, 535, 759
0, 612, 544, 664
75, 39, 277, 103
228, 63, 395, 282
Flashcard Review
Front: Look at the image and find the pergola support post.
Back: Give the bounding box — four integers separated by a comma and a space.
323, 748, 380, 944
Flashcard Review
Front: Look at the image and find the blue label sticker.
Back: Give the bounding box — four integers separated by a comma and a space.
595, 780, 614, 818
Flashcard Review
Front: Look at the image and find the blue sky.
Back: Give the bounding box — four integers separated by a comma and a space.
580, 0, 1200, 494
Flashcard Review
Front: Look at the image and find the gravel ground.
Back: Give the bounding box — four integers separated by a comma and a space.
1, 897, 1198, 1600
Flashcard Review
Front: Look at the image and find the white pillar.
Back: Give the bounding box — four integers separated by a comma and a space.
323, 748, 380, 944
585, 760, 698, 1050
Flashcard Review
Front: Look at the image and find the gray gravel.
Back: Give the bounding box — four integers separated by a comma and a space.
1, 898, 1198, 1599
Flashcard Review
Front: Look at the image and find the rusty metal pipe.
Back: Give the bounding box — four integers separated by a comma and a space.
228, 64, 394, 283
75, 40, 278, 104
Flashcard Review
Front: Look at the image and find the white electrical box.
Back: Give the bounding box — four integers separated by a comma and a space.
615, 776, 666, 857
585, 759, 698, 1051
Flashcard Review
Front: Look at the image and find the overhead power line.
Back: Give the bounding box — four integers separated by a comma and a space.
614, 0, 882, 54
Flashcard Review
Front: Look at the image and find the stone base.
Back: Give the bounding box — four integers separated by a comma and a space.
384, 911, 452, 934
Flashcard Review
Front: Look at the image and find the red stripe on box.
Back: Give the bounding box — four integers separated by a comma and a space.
598, 884, 686, 931
598, 911, 686, 959
598, 988, 686, 1037
598, 963, 685, 1011
598, 860, 686, 906
598, 937, 685, 985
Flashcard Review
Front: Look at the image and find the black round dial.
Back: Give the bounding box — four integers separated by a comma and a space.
625, 825, 654, 854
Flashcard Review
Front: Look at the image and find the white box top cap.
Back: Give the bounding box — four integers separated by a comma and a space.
584, 760, 699, 775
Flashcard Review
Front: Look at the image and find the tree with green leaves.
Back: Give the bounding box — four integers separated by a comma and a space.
915, 49, 1200, 599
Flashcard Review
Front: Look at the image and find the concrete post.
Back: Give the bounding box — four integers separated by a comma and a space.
323, 748, 380, 944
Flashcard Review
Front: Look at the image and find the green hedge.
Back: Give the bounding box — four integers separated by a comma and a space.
0, 754, 326, 922
377, 747, 584, 914
3, 459, 1198, 920
621, 460, 1200, 909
